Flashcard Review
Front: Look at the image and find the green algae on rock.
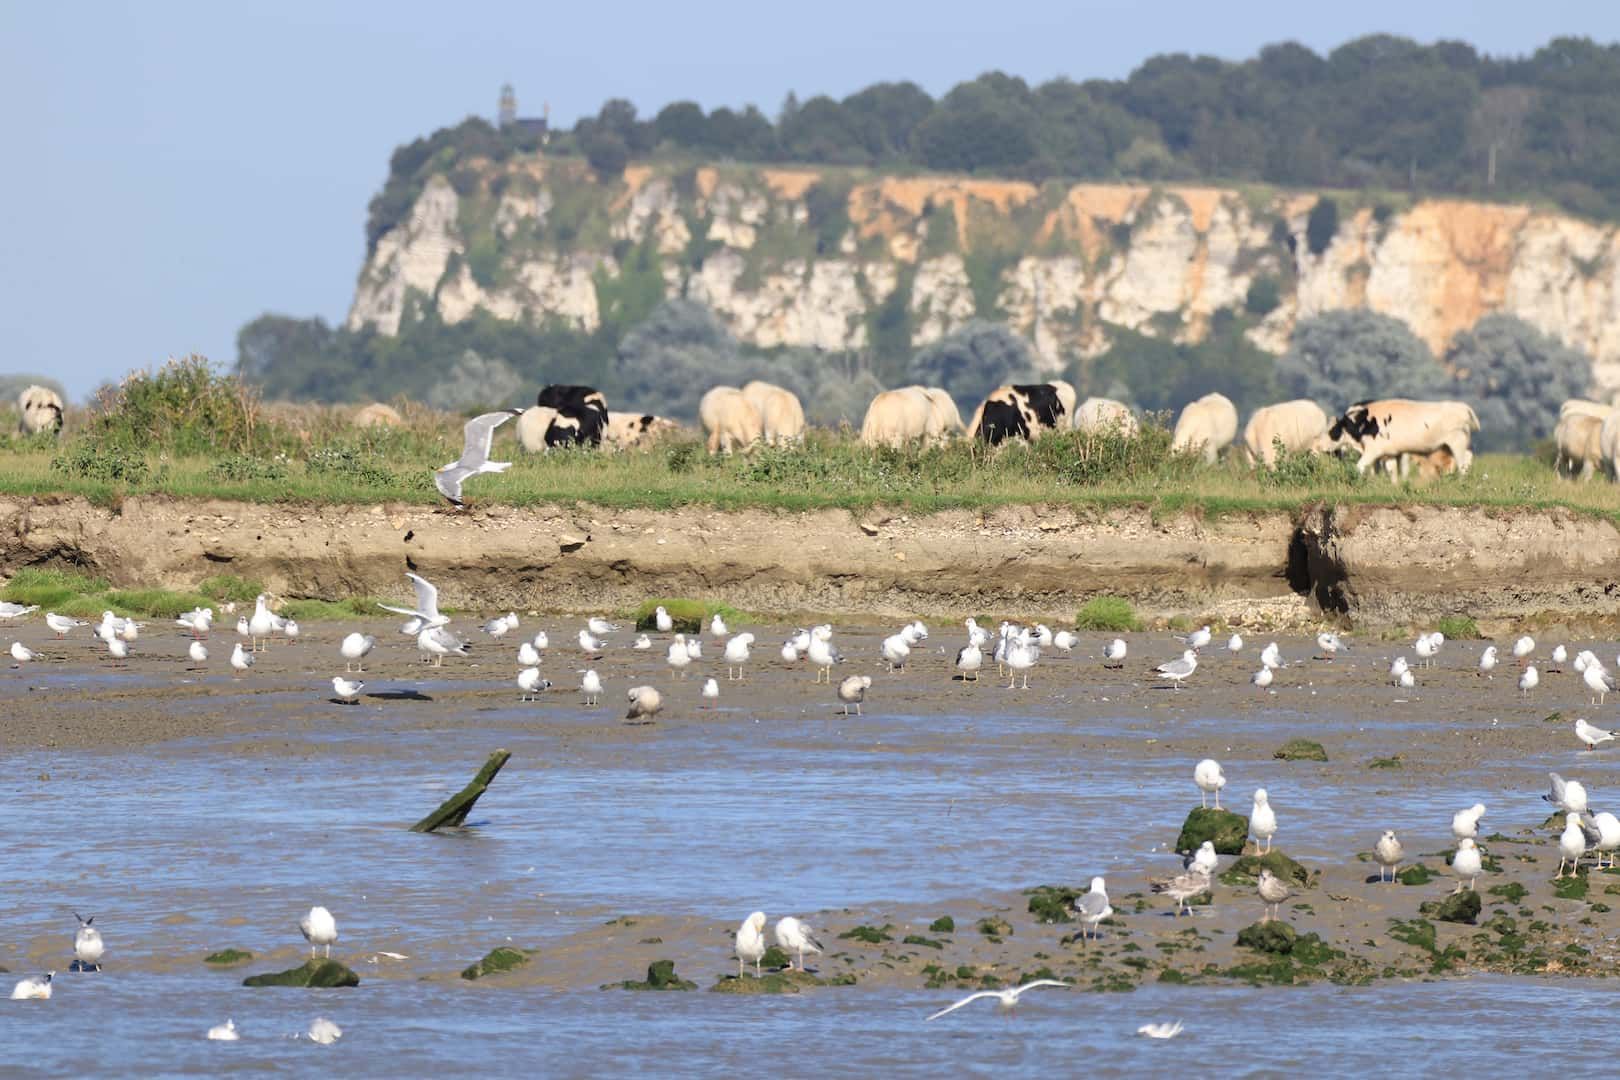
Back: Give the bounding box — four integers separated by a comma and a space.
759, 945, 791, 969
837, 924, 891, 943
902, 934, 943, 949
711, 969, 824, 994
1026, 885, 1082, 923
1236, 921, 1298, 954
1420, 890, 1482, 924
607, 960, 696, 991
1221, 851, 1314, 887
1274, 739, 1328, 762
203, 948, 253, 965
243, 958, 360, 988
928, 916, 955, 934
1175, 807, 1248, 856
461, 946, 532, 980
1396, 864, 1438, 886
976, 916, 1013, 940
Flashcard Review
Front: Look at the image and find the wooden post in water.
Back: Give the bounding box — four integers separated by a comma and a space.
410, 749, 511, 833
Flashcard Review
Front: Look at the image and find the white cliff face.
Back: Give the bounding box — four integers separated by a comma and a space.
346, 163, 1620, 390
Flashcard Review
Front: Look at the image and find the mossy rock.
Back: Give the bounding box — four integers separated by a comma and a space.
461, 946, 532, 980
1274, 739, 1328, 762
1488, 882, 1528, 903
204, 948, 253, 966
902, 934, 943, 949
977, 916, 1013, 939
1157, 968, 1189, 984
242, 958, 360, 988
758, 945, 791, 969
1236, 921, 1297, 954
1176, 807, 1249, 856
1221, 851, 1313, 887
928, 916, 955, 934
1553, 874, 1590, 901
608, 959, 696, 991
1367, 756, 1404, 769
837, 924, 891, 944
1419, 890, 1482, 925
711, 970, 820, 994
1026, 885, 1081, 924
1396, 864, 1437, 886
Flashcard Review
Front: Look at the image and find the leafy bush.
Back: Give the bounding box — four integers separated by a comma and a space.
197, 574, 264, 603
1436, 615, 1481, 639
1076, 596, 1140, 632
1306, 197, 1339, 255
1245, 276, 1281, 316
305, 445, 398, 487
0, 567, 111, 609
1258, 441, 1360, 488
208, 454, 288, 483
1446, 314, 1592, 452
50, 442, 150, 484
87, 355, 275, 456
633, 598, 743, 633
1276, 310, 1448, 407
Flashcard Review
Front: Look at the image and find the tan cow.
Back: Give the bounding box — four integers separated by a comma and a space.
1241, 400, 1331, 467
1561, 399, 1614, 422
1074, 397, 1138, 436
351, 402, 403, 428
861, 387, 934, 448
17, 385, 64, 436
516, 406, 561, 453
1325, 399, 1480, 478
1556, 411, 1605, 481
603, 411, 679, 450
699, 386, 763, 454
915, 387, 963, 444
741, 381, 806, 445
1171, 393, 1239, 463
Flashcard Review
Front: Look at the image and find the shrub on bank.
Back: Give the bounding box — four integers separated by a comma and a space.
634, 598, 743, 633
1435, 615, 1481, 639
1076, 596, 1140, 631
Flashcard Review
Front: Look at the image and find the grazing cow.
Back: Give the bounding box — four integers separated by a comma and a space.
969, 381, 1076, 445
1561, 399, 1614, 423
535, 384, 608, 447
861, 387, 934, 448
1602, 410, 1620, 481
1325, 399, 1480, 478
1171, 393, 1239, 463
1557, 411, 1606, 481
699, 386, 763, 454
17, 385, 64, 436
516, 406, 560, 453
351, 402, 403, 428
915, 387, 963, 444
1404, 447, 1457, 482
741, 381, 806, 446
1241, 400, 1331, 467
602, 411, 679, 450
1074, 396, 1139, 436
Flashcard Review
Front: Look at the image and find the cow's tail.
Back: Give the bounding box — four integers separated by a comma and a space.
1465, 404, 1480, 431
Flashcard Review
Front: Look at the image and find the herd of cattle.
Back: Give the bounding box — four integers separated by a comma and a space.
15, 378, 1616, 481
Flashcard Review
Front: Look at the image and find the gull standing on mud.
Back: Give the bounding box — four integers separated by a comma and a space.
774, 916, 823, 971
106, 636, 129, 666
518, 640, 541, 667
1102, 638, 1127, 669
926, 979, 1069, 1021
1478, 646, 1497, 676
1557, 813, 1589, 879
1519, 665, 1539, 694
1452, 803, 1486, 841
300, 906, 337, 958
1583, 662, 1615, 705
1374, 830, 1404, 883
723, 633, 754, 680
709, 613, 728, 638
808, 626, 840, 683
1576, 718, 1615, 751
9, 972, 53, 1000
1315, 631, 1347, 659
418, 625, 468, 667
1151, 868, 1211, 916
1227, 633, 1244, 653
666, 635, 691, 678
1257, 869, 1290, 922
1194, 759, 1226, 809
45, 612, 86, 638
188, 640, 208, 669
1450, 837, 1483, 891
1180, 625, 1212, 651
701, 677, 719, 706
1512, 635, 1536, 664
735, 912, 767, 976
1005, 631, 1037, 689
1589, 812, 1620, 868
587, 616, 617, 636
578, 628, 605, 656
1154, 650, 1198, 690
10, 641, 39, 665
1070, 877, 1112, 941
229, 643, 253, 677
1545, 772, 1589, 815
1252, 666, 1273, 690
249, 595, 275, 652
955, 639, 983, 682
654, 606, 673, 633
1053, 629, 1077, 652
881, 631, 911, 673
73, 913, 104, 971
580, 669, 602, 705
339, 633, 375, 673
531, 630, 549, 652
1185, 841, 1219, 876
838, 675, 871, 715
517, 667, 546, 701
1260, 642, 1282, 670
1250, 789, 1277, 853
331, 676, 364, 704
633, 634, 651, 650
435, 409, 523, 507
625, 686, 662, 721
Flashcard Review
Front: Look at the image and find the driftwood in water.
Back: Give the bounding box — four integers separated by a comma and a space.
410, 749, 511, 832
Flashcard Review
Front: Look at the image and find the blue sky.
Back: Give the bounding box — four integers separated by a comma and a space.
3, 1, 1617, 399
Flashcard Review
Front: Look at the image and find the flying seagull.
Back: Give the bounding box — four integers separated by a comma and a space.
926, 979, 1068, 1021
378, 572, 448, 630
435, 409, 523, 507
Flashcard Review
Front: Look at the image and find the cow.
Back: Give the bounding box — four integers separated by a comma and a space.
1325, 399, 1480, 478
1555, 411, 1604, 481
915, 387, 963, 444
741, 381, 806, 446
351, 402, 402, 428
1074, 396, 1139, 436
969, 381, 1076, 445
516, 406, 561, 452
602, 411, 679, 450
699, 386, 763, 454
17, 385, 64, 436
1171, 392, 1239, 463
1241, 400, 1331, 467
860, 387, 933, 448
535, 384, 608, 447
1561, 399, 1614, 423
1406, 447, 1457, 482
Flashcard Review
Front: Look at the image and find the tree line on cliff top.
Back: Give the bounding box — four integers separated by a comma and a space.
368, 33, 1620, 251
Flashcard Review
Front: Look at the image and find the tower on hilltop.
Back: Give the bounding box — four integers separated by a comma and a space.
498, 83, 516, 129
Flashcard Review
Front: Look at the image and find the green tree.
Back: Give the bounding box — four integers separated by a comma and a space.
1445, 314, 1592, 451
1276, 309, 1448, 407
582, 131, 630, 178
615, 300, 749, 420
1306, 198, 1339, 255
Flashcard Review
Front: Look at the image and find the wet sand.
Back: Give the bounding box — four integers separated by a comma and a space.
3, 619, 1618, 1000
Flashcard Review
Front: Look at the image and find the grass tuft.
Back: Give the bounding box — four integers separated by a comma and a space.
633, 598, 744, 633
1076, 595, 1140, 632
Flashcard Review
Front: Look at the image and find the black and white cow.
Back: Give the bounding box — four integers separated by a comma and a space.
969, 381, 1076, 445
535, 384, 609, 448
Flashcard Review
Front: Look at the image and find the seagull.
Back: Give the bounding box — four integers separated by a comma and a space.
1389, 655, 1410, 683
517, 667, 547, 702
339, 633, 375, 672
299, 906, 337, 958
808, 627, 840, 683
1257, 868, 1290, 922
236, 615, 250, 640
1575, 650, 1598, 673
435, 409, 523, 506
587, 616, 617, 636
106, 636, 129, 666
723, 633, 755, 680
532, 630, 549, 651
1576, 718, 1615, 751
44, 612, 86, 638
1544, 772, 1588, 814
579, 628, 605, 656
1551, 644, 1568, 669
955, 640, 983, 682
378, 572, 448, 631
176, 607, 213, 637
735, 911, 767, 976
1252, 666, 1273, 690
702, 677, 719, 706
118, 618, 141, 644
418, 625, 468, 667
73, 913, 104, 971
9, 972, 53, 1000
1137, 1021, 1185, 1039
1151, 868, 1211, 916
1478, 646, 1497, 676
1451, 803, 1486, 841
626, 685, 663, 721
1518, 664, 1537, 694
1590, 811, 1620, 869
926, 979, 1070, 1021
709, 613, 728, 638
283, 619, 300, 645
881, 632, 911, 672
0, 602, 39, 620
964, 618, 988, 648
666, 635, 692, 678
773, 916, 823, 971
1053, 630, 1077, 652
684, 636, 701, 660
1374, 830, 1404, 883
206, 1019, 239, 1041
580, 668, 602, 705
518, 641, 541, 667
307, 1018, 343, 1045
1184, 840, 1218, 876
1315, 631, 1346, 659
1512, 635, 1536, 664
1584, 662, 1615, 705
1260, 642, 1282, 670
229, 643, 253, 677
331, 676, 364, 704
1227, 633, 1243, 653
1005, 633, 1037, 689
1398, 669, 1415, 689
633, 634, 651, 650
1154, 650, 1198, 690
248, 595, 275, 651
1415, 633, 1439, 668
838, 674, 871, 715
780, 640, 799, 663
1450, 837, 1482, 891
484, 614, 516, 638
10, 641, 39, 664
1103, 638, 1127, 669
188, 640, 208, 668
654, 606, 673, 633
1250, 789, 1277, 853
1557, 813, 1587, 879
1070, 876, 1112, 941
1179, 625, 1212, 652
1194, 759, 1226, 809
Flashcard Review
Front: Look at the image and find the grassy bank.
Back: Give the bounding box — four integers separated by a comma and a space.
0, 568, 382, 622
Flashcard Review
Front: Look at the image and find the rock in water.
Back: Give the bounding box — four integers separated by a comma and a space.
1221, 851, 1314, 887
1176, 807, 1249, 856
1236, 921, 1298, 954
1273, 738, 1328, 762
242, 959, 359, 988
460, 947, 531, 980
1419, 890, 1482, 925
607, 960, 698, 991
